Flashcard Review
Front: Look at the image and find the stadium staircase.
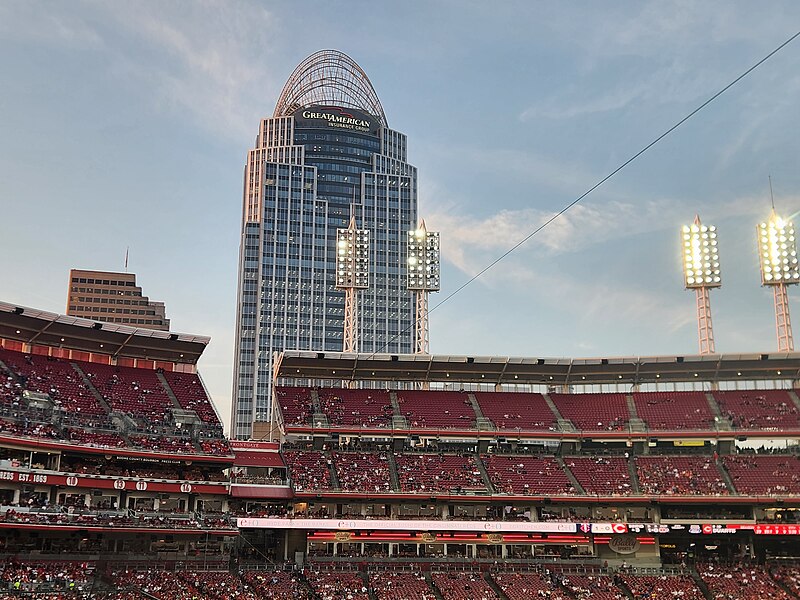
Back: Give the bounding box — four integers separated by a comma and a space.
688, 566, 714, 600
71, 363, 113, 414
468, 393, 497, 431
715, 454, 738, 495
473, 452, 496, 493
0, 358, 12, 379
425, 572, 446, 600
388, 392, 408, 429
324, 450, 340, 490
788, 389, 800, 411
543, 393, 578, 433
705, 392, 732, 430
557, 456, 586, 495
615, 577, 641, 600
625, 394, 648, 433
627, 455, 642, 494
155, 371, 185, 410
484, 572, 510, 599
387, 452, 401, 491
310, 388, 323, 413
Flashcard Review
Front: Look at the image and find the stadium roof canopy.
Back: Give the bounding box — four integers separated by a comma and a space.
275, 350, 800, 387
273, 49, 387, 126
0, 301, 209, 364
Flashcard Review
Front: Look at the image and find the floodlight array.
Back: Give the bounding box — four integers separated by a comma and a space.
407, 229, 440, 291
757, 217, 800, 285
335, 228, 370, 289
682, 223, 721, 288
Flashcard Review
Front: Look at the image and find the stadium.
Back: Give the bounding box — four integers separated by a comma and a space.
3, 49, 800, 600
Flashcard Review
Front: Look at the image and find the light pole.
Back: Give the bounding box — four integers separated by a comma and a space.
336, 216, 370, 353
406, 220, 440, 355
681, 216, 721, 354
757, 212, 800, 351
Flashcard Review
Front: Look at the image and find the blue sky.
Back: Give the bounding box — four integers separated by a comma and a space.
1, 1, 799, 433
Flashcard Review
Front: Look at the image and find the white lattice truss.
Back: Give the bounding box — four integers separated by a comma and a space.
274, 50, 387, 125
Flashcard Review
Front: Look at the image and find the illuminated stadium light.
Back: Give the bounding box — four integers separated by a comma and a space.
336, 217, 370, 353
757, 210, 799, 352
681, 216, 719, 355
407, 220, 440, 354
681, 222, 721, 289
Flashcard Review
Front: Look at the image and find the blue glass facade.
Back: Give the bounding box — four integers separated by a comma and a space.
231, 106, 417, 439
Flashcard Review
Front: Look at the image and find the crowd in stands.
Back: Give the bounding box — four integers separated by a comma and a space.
492, 571, 571, 600
320, 389, 393, 427
284, 450, 332, 491
0, 561, 92, 593
369, 571, 434, 600
618, 573, 704, 600
432, 571, 499, 600
562, 574, 625, 600
0, 417, 60, 439
698, 563, 793, 600
129, 433, 196, 453
723, 455, 800, 495
713, 390, 800, 429
305, 571, 370, 600
395, 453, 486, 493
0, 508, 234, 531
65, 427, 126, 448
241, 569, 313, 599
564, 457, 632, 496
636, 456, 729, 496
483, 455, 575, 495
333, 451, 392, 492
275, 387, 313, 426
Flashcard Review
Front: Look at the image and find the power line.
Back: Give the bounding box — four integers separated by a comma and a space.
370, 28, 800, 358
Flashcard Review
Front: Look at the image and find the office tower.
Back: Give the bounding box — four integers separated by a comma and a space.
66, 269, 170, 331
231, 50, 417, 439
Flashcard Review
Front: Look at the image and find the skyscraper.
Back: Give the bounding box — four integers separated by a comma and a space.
231, 50, 418, 439
66, 269, 170, 331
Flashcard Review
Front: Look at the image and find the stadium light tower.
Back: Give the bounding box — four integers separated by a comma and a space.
407, 220, 440, 354
757, 210, 800, 352
682, 216, 721, 355
336, 216, 370, 353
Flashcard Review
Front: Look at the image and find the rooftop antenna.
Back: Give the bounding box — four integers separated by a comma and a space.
769, 175, 776, 211
124, 247, 129, 272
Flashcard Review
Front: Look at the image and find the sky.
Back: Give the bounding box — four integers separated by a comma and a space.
1, 1, 800, 434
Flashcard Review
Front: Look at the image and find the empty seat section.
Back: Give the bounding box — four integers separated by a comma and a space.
395, 453, 486, 493
161, 371, 218, 423
565, 456, 632, 495
550, 392, 629, 431
370, 572, 435, 600
483, 455, 575, 495
698, 564, 793, 600
723, 455, 800, 495
81, 362, 172, 421
397, 390, 475, 429
636, 455, 728, 495
319, 388, 392, 427
275, 387, 313, 426
633, 391, 715, 430
432, 572, 500, 600
0, 348, 106, 416
283, 450, 332, 491
333, 451, 392, 492
619, 574, 704, 600
714, 389, 800, 429
474, 392, 556, 431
